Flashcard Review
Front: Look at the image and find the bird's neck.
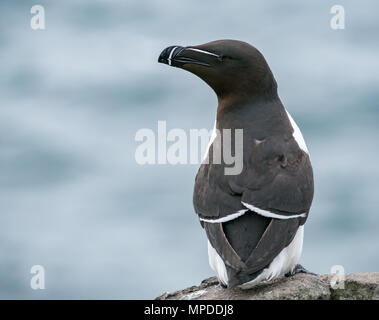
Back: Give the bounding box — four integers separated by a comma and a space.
216, 94, 285, 132
217, 91, 280, 116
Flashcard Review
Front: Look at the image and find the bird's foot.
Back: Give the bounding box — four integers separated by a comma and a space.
285, 264, 317, 277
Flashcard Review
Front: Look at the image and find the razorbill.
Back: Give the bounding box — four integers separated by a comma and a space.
158, 40, 314, 288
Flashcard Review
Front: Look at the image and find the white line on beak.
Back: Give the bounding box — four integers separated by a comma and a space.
168, 46, 178, 66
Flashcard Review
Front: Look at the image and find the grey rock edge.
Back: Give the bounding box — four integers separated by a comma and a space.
156, 273, 379, 300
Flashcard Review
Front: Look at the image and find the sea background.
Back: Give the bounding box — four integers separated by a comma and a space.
0, 0, 378, 299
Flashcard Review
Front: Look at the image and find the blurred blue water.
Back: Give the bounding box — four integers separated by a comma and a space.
0, 0, 378, 299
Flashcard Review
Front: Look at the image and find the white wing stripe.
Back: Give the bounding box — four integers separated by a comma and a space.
241, 202, 306, 219
199, 209, 248, 223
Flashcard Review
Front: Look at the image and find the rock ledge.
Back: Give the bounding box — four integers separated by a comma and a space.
156, 273, 379, 300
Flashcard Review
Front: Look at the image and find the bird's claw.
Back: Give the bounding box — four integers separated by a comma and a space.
285, 264, 317, 277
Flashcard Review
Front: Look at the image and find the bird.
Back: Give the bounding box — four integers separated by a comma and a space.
158, 40, 314, 288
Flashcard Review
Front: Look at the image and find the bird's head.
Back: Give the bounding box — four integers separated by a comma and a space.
158, 40, 278, 102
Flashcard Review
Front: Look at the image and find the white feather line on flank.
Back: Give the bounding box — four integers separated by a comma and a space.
241, 202, 307, 219
285, 109, 309, 154
207, 226, 304, 288
201, 121, 217, 162
208, 240, 228, 286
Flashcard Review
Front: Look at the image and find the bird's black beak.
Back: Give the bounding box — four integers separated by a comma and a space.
158, 46, 216, 68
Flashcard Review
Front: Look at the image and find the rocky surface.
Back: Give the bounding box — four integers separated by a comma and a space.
156, 273, 379, 300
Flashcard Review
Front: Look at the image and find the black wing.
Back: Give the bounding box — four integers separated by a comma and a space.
194, 132, 314, 221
